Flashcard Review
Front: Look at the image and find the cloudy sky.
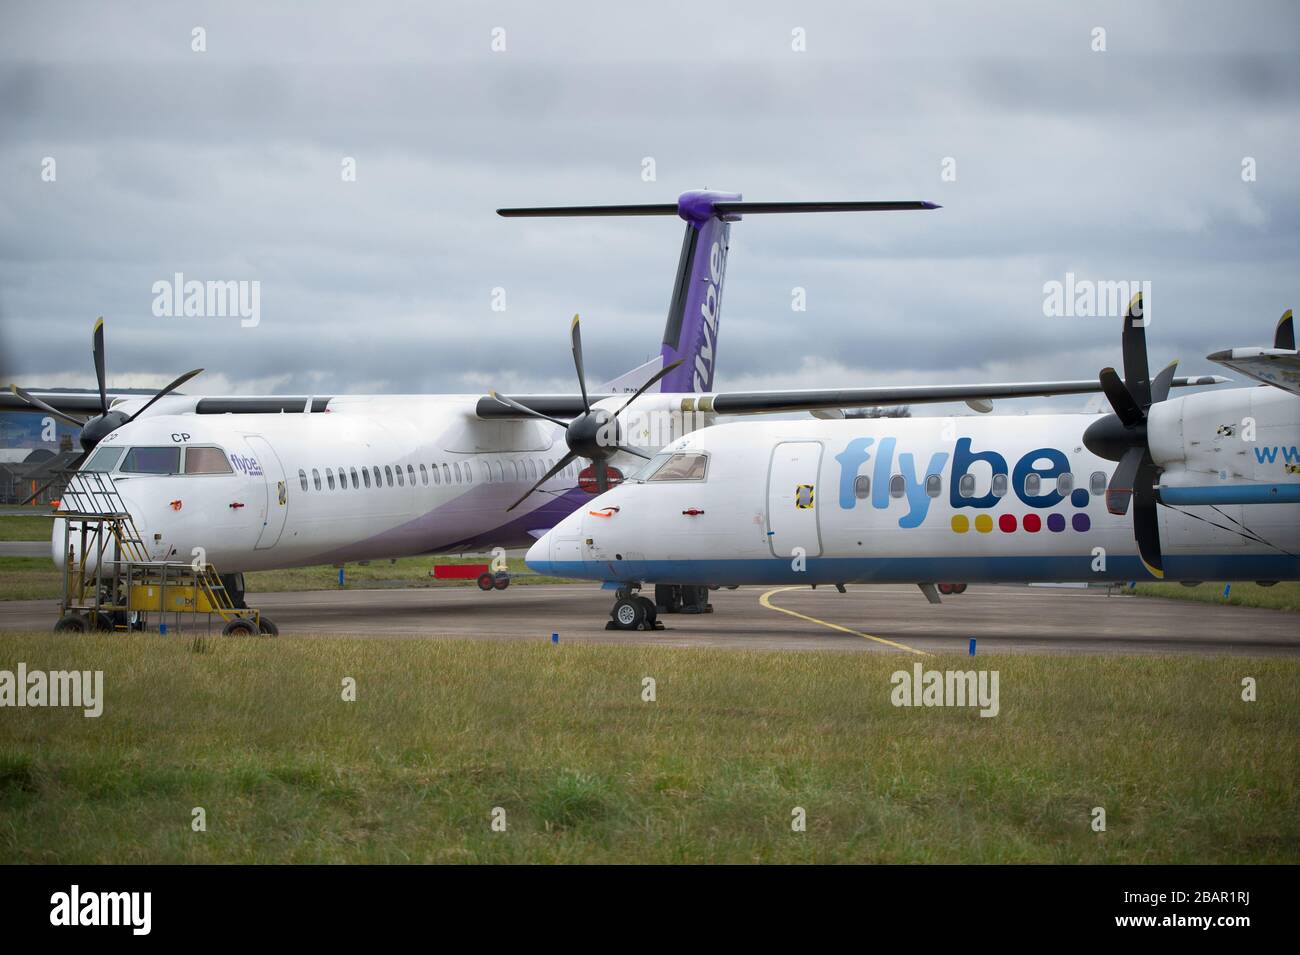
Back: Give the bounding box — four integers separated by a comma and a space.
2, 1, 1297, 415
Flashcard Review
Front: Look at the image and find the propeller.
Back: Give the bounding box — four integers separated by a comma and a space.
493, 314, 681, 511
8, 318, 202, 504
1081, 293, 1173, 579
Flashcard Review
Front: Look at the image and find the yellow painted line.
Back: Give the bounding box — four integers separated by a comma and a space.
758, 586, 930, 656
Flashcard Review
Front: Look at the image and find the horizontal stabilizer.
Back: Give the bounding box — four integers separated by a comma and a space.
498, 199, 939, 218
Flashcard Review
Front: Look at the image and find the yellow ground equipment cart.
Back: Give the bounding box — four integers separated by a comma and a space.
50, 471, 273, 636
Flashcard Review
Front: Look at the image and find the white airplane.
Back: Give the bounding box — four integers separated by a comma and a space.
2, 193, 1224, 622
527, 304, 1300, 630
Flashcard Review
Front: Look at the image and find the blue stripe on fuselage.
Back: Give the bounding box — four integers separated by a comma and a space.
527, 554, 1299, 586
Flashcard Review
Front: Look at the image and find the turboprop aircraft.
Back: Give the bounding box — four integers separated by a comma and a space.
526, 301, 1300, 630
3, 192, 1222, 619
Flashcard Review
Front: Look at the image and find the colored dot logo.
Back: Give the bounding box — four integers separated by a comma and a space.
949, 510, 1091, 533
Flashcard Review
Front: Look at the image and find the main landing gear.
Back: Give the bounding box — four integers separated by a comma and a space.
936, 583, 968, 595
607, 584, 714, 631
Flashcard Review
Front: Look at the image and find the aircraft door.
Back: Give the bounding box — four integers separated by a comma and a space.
767, 441, 823, 559
245, 435, 288, 550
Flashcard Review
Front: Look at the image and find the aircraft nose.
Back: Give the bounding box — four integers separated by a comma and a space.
525, 533, 553, 575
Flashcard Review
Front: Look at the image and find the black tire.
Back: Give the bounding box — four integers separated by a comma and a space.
635, 595, 657, 626
258, 616, 280, 636
53, 614, 88, 633
493, 573, 510, 590
610, 596, 647, 631
937, 583, 954, 595
952, 583, 968, 594
222, 618, 257, 637
476, 572, 495, 591
86, 610, 115, 632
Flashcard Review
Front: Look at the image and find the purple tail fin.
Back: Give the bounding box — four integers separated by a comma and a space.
657, 190, 740, 393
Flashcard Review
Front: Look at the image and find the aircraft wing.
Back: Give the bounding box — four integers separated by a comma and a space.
0, 391, 335, 418
475, 375, 1226, 419
1206, 348, 1300, 397
0, 391, 128, 418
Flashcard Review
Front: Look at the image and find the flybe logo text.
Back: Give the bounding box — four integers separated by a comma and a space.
230, 453, 263, 477
835, 437, 1079, 528
692, 238, 727, 393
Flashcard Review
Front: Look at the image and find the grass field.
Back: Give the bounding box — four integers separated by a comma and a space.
0, 633, 1295, 863
1124, 581, 1300, 613
0, 514, 52, 541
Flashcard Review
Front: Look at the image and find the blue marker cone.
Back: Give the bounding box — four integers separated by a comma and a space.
338, 567, 345, 588
968, 638, 976, 656
551, 632, 559, 644
1223, 583, 1231, 599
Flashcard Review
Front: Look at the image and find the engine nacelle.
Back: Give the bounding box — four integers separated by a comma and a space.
1149, 386, 1300, 488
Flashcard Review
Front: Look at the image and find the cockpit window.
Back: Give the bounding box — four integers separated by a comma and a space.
184, 447, 233, 474
121, 446, 181, 474
645, 452, 708, 482
83, 446, 124, 472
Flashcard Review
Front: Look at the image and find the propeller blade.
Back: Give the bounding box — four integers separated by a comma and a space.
1275, 309, 1295, 351
1148, 359, 1179, 405
1133, 492, 1164, 579
1105, 446, 1146, 516
486, 391, 570, 428
1099, 367, 1144, 428
8, 385, 86, 428
1120, 294, 1152, 408
570, 314, 590, 414
505, 451, 578, 512
613, 359, 685, 418
595, 463, 609, 493
126, 368, 203, 422
92, 317, 109, 415
20, 451, 87, 505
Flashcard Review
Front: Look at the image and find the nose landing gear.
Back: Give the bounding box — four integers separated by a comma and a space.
607, 587, 664, 631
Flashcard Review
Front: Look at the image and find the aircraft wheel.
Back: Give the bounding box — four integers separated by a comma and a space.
952, 583, 968, 594
258, 617, 280, 636
937, 583, 954, 595
222, 618, 258, 637
636, 595, 657, 626
610, 596, 647, 631
476, 572, 495, 591
86, 610, 115, 632
53, 614, 88, 633
493, 573, 510, 590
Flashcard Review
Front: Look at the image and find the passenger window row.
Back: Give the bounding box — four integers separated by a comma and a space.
854, 470, 1109, 500
296, 456, 581, 493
